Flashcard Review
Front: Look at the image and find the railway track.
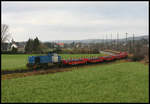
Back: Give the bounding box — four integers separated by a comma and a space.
1, 62, 107, 75
2, 59, 128, 80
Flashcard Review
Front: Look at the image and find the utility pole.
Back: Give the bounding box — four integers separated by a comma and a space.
103, 35, 105, 50
117, 32, 119, 51
106, 34, 107, 49
125, 32, 128, 52
125, 32, 128, 44
133, 33, 135, 53
111, 33, 112, 50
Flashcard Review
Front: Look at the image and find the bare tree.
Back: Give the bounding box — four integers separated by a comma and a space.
1, 24, 11, 44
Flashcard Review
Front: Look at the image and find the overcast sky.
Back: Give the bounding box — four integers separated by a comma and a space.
2, 1, 148, 42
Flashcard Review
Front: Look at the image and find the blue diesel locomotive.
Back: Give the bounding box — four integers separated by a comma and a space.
27, 53, 61, 69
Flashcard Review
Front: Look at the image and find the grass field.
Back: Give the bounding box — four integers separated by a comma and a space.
2, 62, 149, 103
1, 54, 105, 71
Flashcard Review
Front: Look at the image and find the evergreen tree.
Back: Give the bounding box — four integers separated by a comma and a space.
33, 37, 41, 53
25, 37, 47, 53
25, 38, 34, 53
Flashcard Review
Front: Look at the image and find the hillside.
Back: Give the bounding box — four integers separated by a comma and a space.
2, 62, 149, 103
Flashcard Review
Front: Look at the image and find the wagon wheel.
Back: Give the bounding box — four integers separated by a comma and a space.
58, 62, 64, 68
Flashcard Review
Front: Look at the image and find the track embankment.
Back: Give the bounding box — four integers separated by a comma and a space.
2, 59, 129, 80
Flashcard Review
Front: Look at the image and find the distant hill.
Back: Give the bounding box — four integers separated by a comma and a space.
47, 35, 149, 43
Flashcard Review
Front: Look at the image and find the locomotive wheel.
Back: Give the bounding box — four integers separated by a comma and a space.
27, 63, 35, 70
33, 64, 38, 69
42, 63, 48, 69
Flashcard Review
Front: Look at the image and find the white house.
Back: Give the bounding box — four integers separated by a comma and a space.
11, 43, 18, 49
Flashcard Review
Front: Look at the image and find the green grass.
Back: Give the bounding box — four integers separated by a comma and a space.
1, 54, 42, 71
2, 62, 149, 103
1, 54, 30, 71
1, 54, 104, 71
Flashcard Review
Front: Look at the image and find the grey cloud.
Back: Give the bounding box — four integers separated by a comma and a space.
2, 2, 148, 41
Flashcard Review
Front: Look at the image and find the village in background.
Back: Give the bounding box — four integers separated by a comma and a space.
1, 24, 149, 62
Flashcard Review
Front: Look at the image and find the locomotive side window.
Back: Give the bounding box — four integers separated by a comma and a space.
35, 57, 40, 64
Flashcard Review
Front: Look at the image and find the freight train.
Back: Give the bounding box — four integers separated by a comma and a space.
27, 52, 128, 69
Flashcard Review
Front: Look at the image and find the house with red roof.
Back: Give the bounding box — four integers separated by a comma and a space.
56, 43, 64, 48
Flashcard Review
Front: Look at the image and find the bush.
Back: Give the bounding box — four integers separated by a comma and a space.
1, 51, 25, 54
11, 47, 18, 54
131, 49, 145, 61
131, 53, 145, 61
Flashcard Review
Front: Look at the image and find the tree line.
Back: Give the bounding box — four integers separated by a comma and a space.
25, 37, 50, 54
25, 37, 40, 53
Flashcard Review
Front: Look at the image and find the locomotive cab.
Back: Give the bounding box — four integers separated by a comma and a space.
50, 53, 60, 63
